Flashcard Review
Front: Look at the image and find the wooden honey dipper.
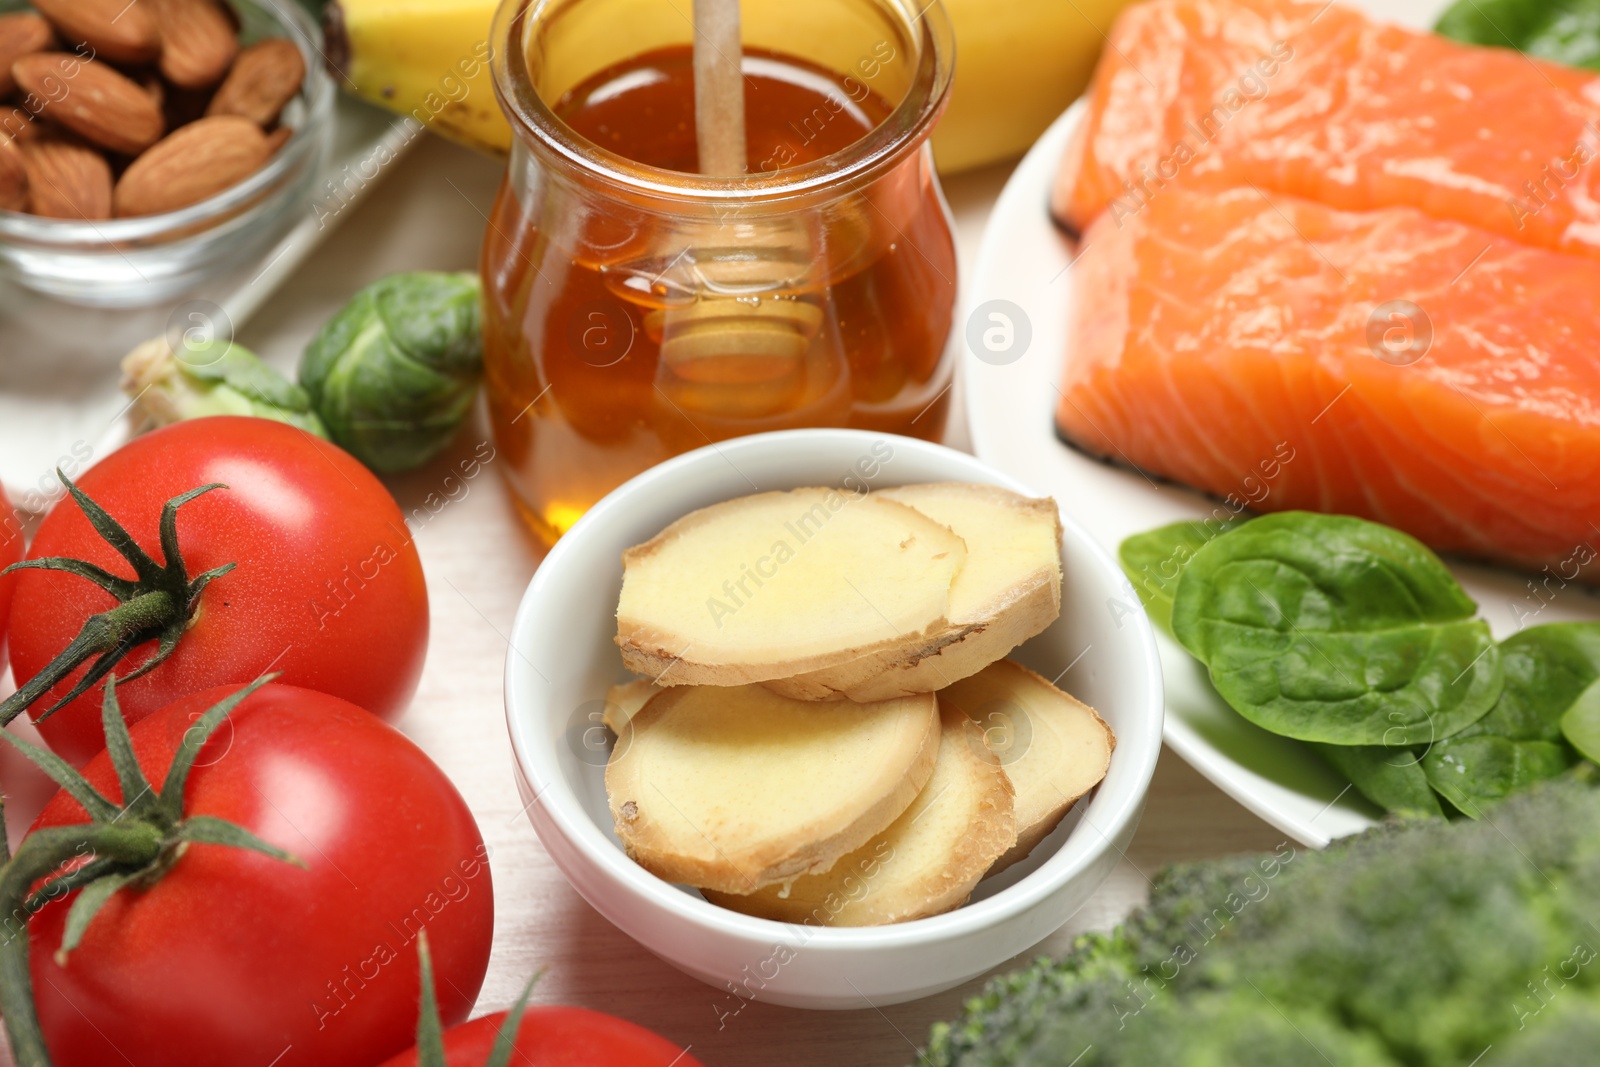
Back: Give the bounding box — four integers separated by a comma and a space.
652, 0, 824, 385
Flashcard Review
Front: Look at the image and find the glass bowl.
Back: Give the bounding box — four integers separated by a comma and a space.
0, 0, 334, 308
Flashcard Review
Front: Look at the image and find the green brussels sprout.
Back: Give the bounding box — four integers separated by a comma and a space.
299, 271, 484, 473
120, 336, 329, 438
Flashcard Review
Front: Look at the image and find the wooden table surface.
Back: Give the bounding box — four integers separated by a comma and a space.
0, 135, 1290, 1067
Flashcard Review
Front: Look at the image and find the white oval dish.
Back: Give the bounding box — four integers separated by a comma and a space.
503, 428, 1163, 1009
957, 0, 1600, 848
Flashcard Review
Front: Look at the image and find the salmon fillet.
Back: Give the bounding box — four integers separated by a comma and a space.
1055, 187, 1600, 574
1051, 0, 1600, 262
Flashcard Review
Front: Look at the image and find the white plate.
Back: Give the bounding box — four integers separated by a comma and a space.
0, 99, 419, 507
963, 0, 1600, 846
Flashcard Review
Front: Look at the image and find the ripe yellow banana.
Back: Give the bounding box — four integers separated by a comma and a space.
327, 0, 509, 157
933, 0, 1132, 173
325, 0, 1132, 172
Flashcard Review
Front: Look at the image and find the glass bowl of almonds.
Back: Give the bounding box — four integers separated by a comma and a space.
0, 0, 333, 307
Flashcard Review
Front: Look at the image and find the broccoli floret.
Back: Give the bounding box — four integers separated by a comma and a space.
1484, 995, 1600, 1064
920, 852, 1303, 1067
1023, 990, 1402, 1067
923, 933, 1137, 1067
919, 780, 1600, 1067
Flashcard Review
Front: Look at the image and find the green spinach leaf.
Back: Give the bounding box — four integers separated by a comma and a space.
1119, 519, 1246, 635
1423, 738, 1573, 816
1485, 623, 1600, 739
1437, 0, 1600, 71
1498, 622, 1600, 763
1312, 742, 1443, 818
1422, 624, 1600, 816
1170, 512, 1502, 746
1560, 679, 1600, 762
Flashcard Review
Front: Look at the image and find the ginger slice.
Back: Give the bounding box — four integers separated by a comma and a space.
602, 677, 658, 734
766, 483, 1061, 702
616, 488, 967, 687
940, 659, 1114, 874
606, 685, 939, 894
704, 699, 1016, 925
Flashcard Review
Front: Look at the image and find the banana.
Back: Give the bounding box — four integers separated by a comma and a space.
324, 0, 1133, 172
326, 0, 509, 157
932, 0, 1133, 173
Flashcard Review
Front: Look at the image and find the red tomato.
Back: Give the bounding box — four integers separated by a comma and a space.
9, 416, 428, 764
28, 683, 494, 1067
377, 1006, 706, 1067
0, 484, 21, 665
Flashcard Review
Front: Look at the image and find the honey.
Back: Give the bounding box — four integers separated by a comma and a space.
483, 40, 958, 544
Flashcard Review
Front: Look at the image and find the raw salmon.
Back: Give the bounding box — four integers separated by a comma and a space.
1051, 0, 1600, 262
1056, 187, 1600, 574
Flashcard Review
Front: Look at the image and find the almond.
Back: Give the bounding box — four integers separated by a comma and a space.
0, 13, 55, 97
141, 71, 165, 114
150, 0, 239, 90
207, 39, 305, 127
0, 141, 28, 213
263, 125, 294, 155
0, 106, 36, 147
31, 0, 160, 66
114, 116, 270, 218
12, 53, 164, 156
19, 132, 112, 219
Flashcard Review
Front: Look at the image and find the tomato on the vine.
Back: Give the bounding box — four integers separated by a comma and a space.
0, 484, 21, 665
6, 416, 429, 764
375, 934, 705, 1067
379, 1007, 707, 1067
23, 683, 494, 1067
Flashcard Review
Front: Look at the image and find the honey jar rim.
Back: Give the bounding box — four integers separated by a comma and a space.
489, 0, 956, 207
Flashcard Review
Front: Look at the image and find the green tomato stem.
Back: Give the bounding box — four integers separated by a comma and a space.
0, 823, 165, 1067
0, 475, 234, 730
0, 591, 178, 727
0, 678, 296, 1067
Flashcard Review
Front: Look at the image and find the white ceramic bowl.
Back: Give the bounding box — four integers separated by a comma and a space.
503, 429, 1164, 1009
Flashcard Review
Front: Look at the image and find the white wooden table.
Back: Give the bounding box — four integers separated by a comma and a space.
0, 135, 1290, 1067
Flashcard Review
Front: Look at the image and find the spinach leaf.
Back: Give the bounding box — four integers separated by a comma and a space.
1422, 624, 1600, 816
1119, 519, 1246, 635
1484, 623, 1600, 740
1170, 512, 1502, 746
1560, 679, 1600, 762
1437, 0, 1600, 71
1502, 622, 1600, 762
1424, 738, 1573, 816
1311, 742, 1443, 818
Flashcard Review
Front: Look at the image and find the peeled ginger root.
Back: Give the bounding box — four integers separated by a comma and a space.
605, 684, 940, 894
616, 488, 969, 687
602, 677, 657, 734
705, 699, 1016, 925
942, 659, 1114, 873
768, 483, 1061, 701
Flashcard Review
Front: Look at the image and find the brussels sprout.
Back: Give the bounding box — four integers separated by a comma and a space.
120, 336, 329, 438
299, 271, 484, 473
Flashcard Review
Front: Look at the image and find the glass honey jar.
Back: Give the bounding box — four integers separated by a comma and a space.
485, 0, 958, 544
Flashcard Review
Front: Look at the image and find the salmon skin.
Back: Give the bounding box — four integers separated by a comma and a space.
1051, 0, 1600, 262
1056, 187, 1600, 577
